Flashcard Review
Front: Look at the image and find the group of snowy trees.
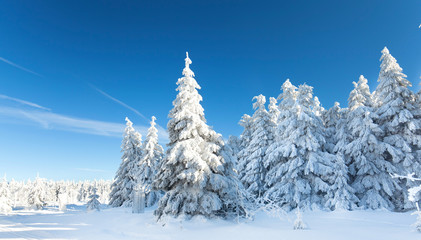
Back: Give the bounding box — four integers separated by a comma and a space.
0, 176, 111, 214
109, 116, 164, 208
234, 47, 421, 212
109, 48, 419, 221
110, 53, 245, 220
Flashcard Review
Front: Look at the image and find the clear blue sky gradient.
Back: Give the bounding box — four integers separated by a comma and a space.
0, 1, 420, 180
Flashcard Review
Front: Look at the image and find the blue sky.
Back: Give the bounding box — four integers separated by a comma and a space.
1, 0, 420, 181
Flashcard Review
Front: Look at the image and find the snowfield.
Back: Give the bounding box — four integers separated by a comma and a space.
0, 206, 419, 240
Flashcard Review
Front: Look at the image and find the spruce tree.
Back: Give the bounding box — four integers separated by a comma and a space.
264, 79, 297, 201
324, 153, 358, 210
323, 102, 342, 154
0, 177, 12, 214
374, 47, 421, 210
342, 75, 372, 174
265, 79, 297, 170
136, 116, 164, 207
346, 109, 398, 210
109, 117, 143, 207
268, 97, 280, 130
87, 188, 101, 211
227, 135, 241, 161
348, 76, 371, 112
265, 83, 335, 210
240, 95, 273, 198
27, 176, 46, 210
153, 52, 242, 219
237, 114, 253, 181
342, 75, 399, 210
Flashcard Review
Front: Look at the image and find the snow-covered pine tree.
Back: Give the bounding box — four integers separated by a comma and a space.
226, 135, 241, 161
0, 177, 12, 214
324, 153, 358, 210
264, 79, 297, 202
57, 186, 67, 211
374, 47, 421, 210
342, 75, 373, 174
313, 96, 325, 118
87, 188, 101, 211
268, 97, 280, 129
109, 117, 143, 207
350, 75, 372, 111
313, 91, 357, 210
323, 102, 343, 154
27, 175, 46, 210
265, 80, 297, 169
135, 116, 164, 207
153, 52, 243, 219
240, 95, 273, 198
346, 109, 399, 210
237, 114, 253, 181
265, 83, 336, 210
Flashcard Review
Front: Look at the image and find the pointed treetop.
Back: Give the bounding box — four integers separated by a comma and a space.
282, 79, 293, 89
359, 75, 367, 84
381, 46, 389, 55
125, 117, 133, 127
252, 94, 266, 110
182, 51, 195, 78
269, 97, 277, 105
150, 116, 156, 127
334, 101, 340, 108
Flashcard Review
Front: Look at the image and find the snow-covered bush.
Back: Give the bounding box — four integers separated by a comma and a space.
293, 207, 307, 230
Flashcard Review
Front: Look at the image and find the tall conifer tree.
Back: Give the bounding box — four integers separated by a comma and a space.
153, 53, 242, 219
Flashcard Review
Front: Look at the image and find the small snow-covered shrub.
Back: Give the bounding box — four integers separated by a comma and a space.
293, 207, 307, 230
87, 192, 101, 212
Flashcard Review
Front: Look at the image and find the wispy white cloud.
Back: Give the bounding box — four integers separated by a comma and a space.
90, 84, 148, 120
0, 57, 43, 77
0, 106, 126, 137
0, 95, 169, 142
0, 94, 50, 111
89, 84, 168, 136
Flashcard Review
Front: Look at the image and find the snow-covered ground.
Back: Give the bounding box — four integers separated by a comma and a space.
0, 205, 419, 240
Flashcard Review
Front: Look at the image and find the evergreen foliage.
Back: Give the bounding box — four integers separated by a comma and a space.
153, 52, 243, 219
109, 118, 143, 207
136, 116, 164, 207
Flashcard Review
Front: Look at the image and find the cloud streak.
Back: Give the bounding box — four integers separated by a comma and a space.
0, 57, 43, 77
90, 84, 148, 120
0, 94, 50, 111
0, 94, 169, 142
89, 84, 168, 135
